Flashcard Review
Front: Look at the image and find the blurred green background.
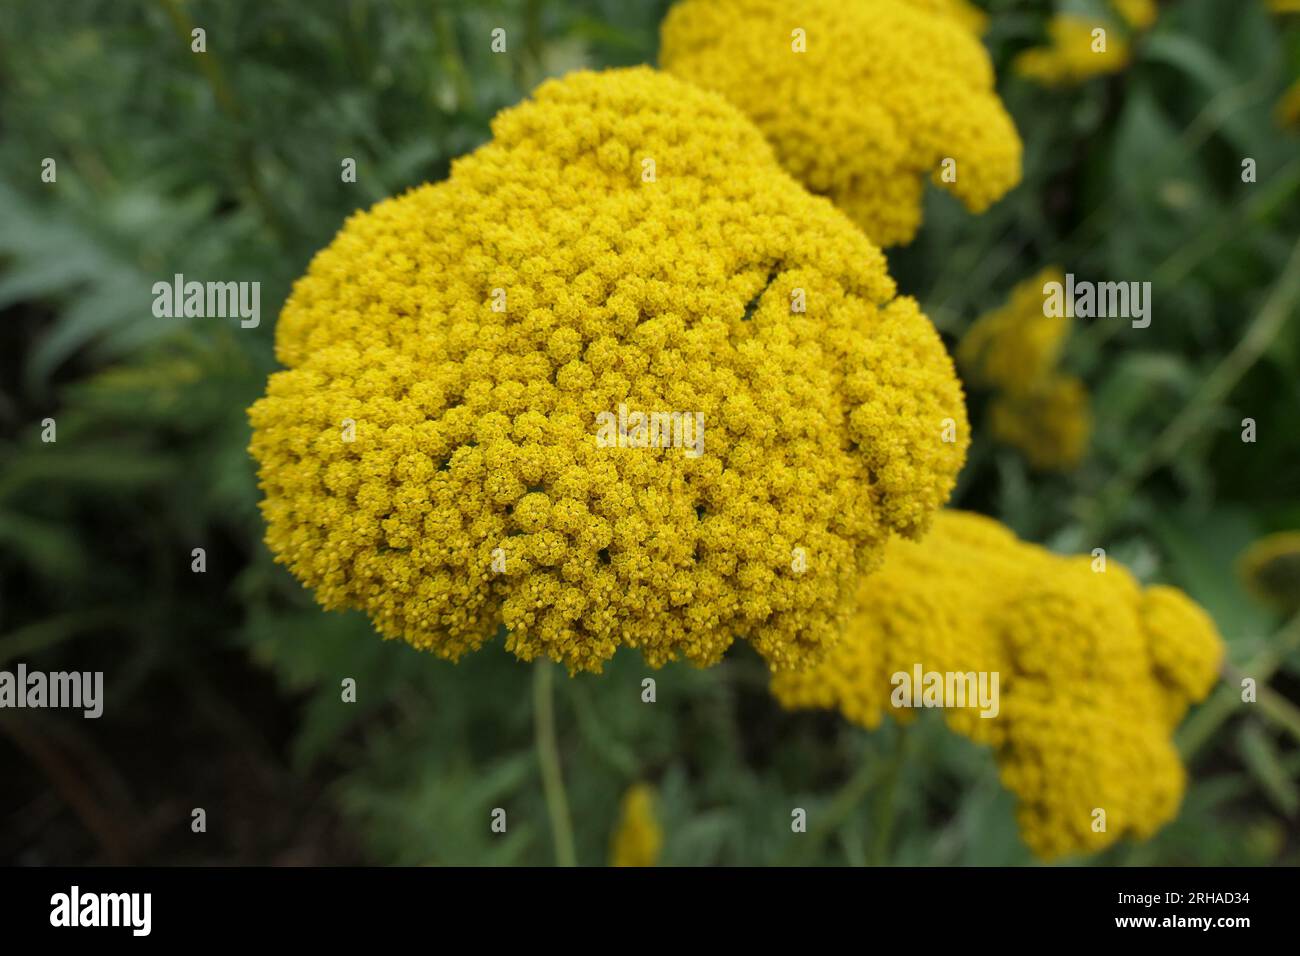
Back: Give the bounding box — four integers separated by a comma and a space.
1, 0, 1297, 866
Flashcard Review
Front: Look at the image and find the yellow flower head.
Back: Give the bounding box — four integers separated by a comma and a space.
1014, 15, 1131, 87
772, 511, 1223, 859
958, 266, 1068, 395
958, 267, 1090, 470
989, 374, 1092, 471
248, 67, 968, 674
1112, 0, 1158, 31
660, 0, 1023, 247
1238, 531, 1300, 613
610, 783, 663, 866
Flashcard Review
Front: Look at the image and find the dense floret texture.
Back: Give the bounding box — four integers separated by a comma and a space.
904, 0, 988, 35
248, 67, 968, 673
660, 0, 1023, 246
771, 511, 1223, 858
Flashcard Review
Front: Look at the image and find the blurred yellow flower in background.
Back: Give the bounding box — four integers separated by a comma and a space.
1239, 532, 1300, 613
958, 268, 1091, 470
610, 784, 663, 866
771, 510, 1223, 859
959, 266, 1069, 395
1276, 79, 1300, 131
1015, 15, 1130, 86
1112, 0, 1158, 31
989, 376, 1092, 471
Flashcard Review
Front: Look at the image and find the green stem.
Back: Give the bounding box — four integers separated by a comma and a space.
156, 0, 287, 240
567, 680, 638, 778
433, 6, 474, 115
533, 659, 576, 867
1078, 157, 1300, 365
517, 0, 544, 90
1178, 612, 1300, 760
779, 750, 884, 865
1088, 234, 1300, 539
869, 729, 910, 866
0, 608, 125, 667
1253, 684, 1300, 746
933, 75, 1273, 320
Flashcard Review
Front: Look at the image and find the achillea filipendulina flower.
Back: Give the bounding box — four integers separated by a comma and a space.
1014, 15, 1130, 86
660, 0, 1022, 247
958, 268, 1091, 469
248, 67, 968, 674
989, 375, 1091, 471
610, 783, 663, 866
1239, 532, 1300, 613
771, 510, 1223, 859
958, 266, 1068, 395
1112, 0, 1158, 31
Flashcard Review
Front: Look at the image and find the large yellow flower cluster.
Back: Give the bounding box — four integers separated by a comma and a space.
771, 511, 1223, 859
660, 0, 1023, 247
247, 67, 968, 674
958, 267, 1091, 469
